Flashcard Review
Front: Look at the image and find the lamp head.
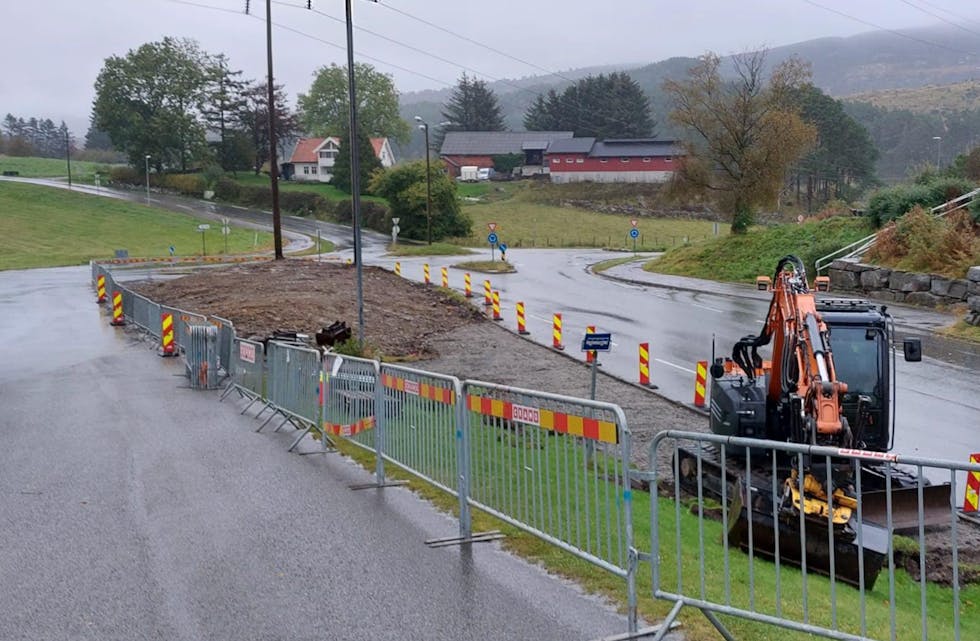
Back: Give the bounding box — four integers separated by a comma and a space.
414, 116, 423, 123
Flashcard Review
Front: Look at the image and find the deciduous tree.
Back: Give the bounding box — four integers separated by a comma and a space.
238, 80, 299, 175
298, 63, 409, 144
369, 161, 471, 242
664, 50, 817, 233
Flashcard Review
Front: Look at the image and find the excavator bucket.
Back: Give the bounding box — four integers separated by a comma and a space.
860, 484, 952, 534
726, 479, 889, 589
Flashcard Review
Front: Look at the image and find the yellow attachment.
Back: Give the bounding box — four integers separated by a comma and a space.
786, 470, 854, 525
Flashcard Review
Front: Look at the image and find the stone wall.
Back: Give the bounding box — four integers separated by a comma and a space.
827, 261, 980, 326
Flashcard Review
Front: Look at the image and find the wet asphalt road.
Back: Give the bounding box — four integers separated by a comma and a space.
0, 267, 632, 640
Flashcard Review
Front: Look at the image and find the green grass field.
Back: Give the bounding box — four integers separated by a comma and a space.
646, 216, 873, 282
0, 181, 274, 270
0, 154, 118, 181
233, 173, 386, 203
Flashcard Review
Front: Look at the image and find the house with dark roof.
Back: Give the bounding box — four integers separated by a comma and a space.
283, 136, 395, 182
439, 131, 574, 177
545, 138, 684, 184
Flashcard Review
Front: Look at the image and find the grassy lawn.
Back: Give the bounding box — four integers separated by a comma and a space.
385, 242, 474, 256
454, 259, 517, 273
453, 188, 725, 250
0, 154, 119, 181
326, 411, 978, 641
0, 181, 273, 270
592, 255, 647, 273
646, 216, 873, 283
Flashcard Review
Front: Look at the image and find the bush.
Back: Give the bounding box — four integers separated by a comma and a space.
279, 190, 329, 217
333, 200, 391, 232
214, 176, 241, 201
866, 177, 975, 227
866, 206, 979, 277
109, 165, 140, 185
160, 173, 205, 197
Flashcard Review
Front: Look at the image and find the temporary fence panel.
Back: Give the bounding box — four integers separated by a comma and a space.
209, 315, 234, 375
462, 380, 637, 631
321, 353, 379, 451
226, 337, 265, 400
163, 306, 207, 353
378, 363, 462, 495
129, 293, 161, 337
265, 340, 321, 430
185, 324, 220, 389
647, 429, 976, 641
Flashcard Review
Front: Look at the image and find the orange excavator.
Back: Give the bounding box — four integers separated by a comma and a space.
677, 255, 948, 588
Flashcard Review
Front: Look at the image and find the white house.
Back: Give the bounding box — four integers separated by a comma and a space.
285, 136, 395, 183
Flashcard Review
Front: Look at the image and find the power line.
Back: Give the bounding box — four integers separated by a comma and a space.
910, 0, 980, 27
800, 0, 979, 56
895, 0, 980, 39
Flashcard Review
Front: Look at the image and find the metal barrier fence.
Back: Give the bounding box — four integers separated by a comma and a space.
647, 430, 976, 641
263, 341, 322, 450
321, 353, 380, 453
210, 315, 234, 374
129, 292, 161, 337
462, 380, 638, 633
186, 324, 220, 389
221, 338, 266, 411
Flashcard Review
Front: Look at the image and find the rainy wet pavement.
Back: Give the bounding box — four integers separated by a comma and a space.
0, 266, 634, 640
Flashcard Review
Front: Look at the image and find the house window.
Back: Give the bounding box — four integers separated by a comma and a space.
599, 158, 608, 164
565, 158, 573, 164
320, 150, 337, 159
552, 158, 560, 164
621, 157, 630, 163
576, 158, 584, 163
311, 166, 317, 175
642, 157, 651, 163
665, 156, 673, 162
303, 166, 309, 175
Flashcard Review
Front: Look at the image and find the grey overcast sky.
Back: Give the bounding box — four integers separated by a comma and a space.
2, 0, 979, 136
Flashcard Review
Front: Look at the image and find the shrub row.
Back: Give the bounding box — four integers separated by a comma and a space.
866, 177, 976, 227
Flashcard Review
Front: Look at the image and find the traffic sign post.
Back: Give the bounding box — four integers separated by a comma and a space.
392, 217, 400, 245
222, 218, 230, 254
629, 227, 639, 253
582, 332, 612, 402
499, 242, 508, 261
488, 232, 498, 261
198, 223, 210, 257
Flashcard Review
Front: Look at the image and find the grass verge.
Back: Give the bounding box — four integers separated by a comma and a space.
645, 216, 873, 282
323, 429, 978, 641
938, 318, 980, 344
592, 255, 647, 273
454, 259, 517, 273
232, 173, 387, 203
0, 181, 273, 270
386, 242, 474, 256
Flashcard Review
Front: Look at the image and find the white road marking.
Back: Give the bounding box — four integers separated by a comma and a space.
654, 358, 696, 374
688, 302, 725, 313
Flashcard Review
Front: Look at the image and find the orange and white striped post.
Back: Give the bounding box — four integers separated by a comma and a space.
552, 313, 564, 350
516, 301, 529, 334
964, 453, 980, 512
492, 291, 502, 321
423, 263, 430, 285
160, 312, 176, 357
694, 360, 708, 408
96, 275, 106, 303
394, 261, 401, 277
639, 342, 651, 386
464, 272, 473, 298
585, 325, 596, 364
110, 290, 125, 326
441, 266, 449, 288
484, 279, 492, 306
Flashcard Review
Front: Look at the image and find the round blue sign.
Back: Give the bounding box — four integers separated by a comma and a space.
498, 243, 508, 253
629, 228, 639, 239
487, 232, 498, 245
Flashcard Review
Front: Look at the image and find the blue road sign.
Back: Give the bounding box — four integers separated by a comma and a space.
581, 332, 612, 352
498, 242, 507, 253
629, 228, 639, 239
487, 232, 498, 245
169, 245, 176, 256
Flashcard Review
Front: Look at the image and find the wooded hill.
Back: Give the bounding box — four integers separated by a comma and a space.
399, 24, 980, 182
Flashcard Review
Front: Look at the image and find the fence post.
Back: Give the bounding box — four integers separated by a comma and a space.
456, 381, 471, 540
372, 359, 386, 484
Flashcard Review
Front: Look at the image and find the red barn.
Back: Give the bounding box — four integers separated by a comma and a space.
545, 138, 684, 183
439, 131, 574, 177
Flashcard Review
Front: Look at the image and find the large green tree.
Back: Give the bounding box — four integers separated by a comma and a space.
788, 84, 878, 209
330, 124, 382, 194
202, 54, 249, 172
663, 50, 817, 233
523, 72, 654, 138
237, 80, 299, 175
92, 37, 212, 171
436, 73, 505, 148
298, 63, 409, 144
369, 161, 471, 242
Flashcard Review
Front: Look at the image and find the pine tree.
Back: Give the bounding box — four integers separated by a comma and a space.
202, 54, 249, 171
331, 123, 382, 194
436, 73, 505, 148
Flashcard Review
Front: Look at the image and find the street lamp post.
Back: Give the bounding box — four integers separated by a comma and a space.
144, 155, 151, 204
933, 136, 942, 168
414, 117, 433, 245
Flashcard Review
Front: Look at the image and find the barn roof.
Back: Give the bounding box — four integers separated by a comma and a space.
589, 139, 684, 158
440, 131, 573, 155
545, 137, 596, 154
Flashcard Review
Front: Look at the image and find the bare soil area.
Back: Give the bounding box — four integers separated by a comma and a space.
129, 258, 977, 586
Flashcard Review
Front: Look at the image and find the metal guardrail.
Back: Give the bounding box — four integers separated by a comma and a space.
262, 341, 322, 445
647, 430, 975, 641
815, 187, 980, 274
221, 338, 266, 412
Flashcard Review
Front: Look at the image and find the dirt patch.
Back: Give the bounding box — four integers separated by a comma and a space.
129, 258, 978, 587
